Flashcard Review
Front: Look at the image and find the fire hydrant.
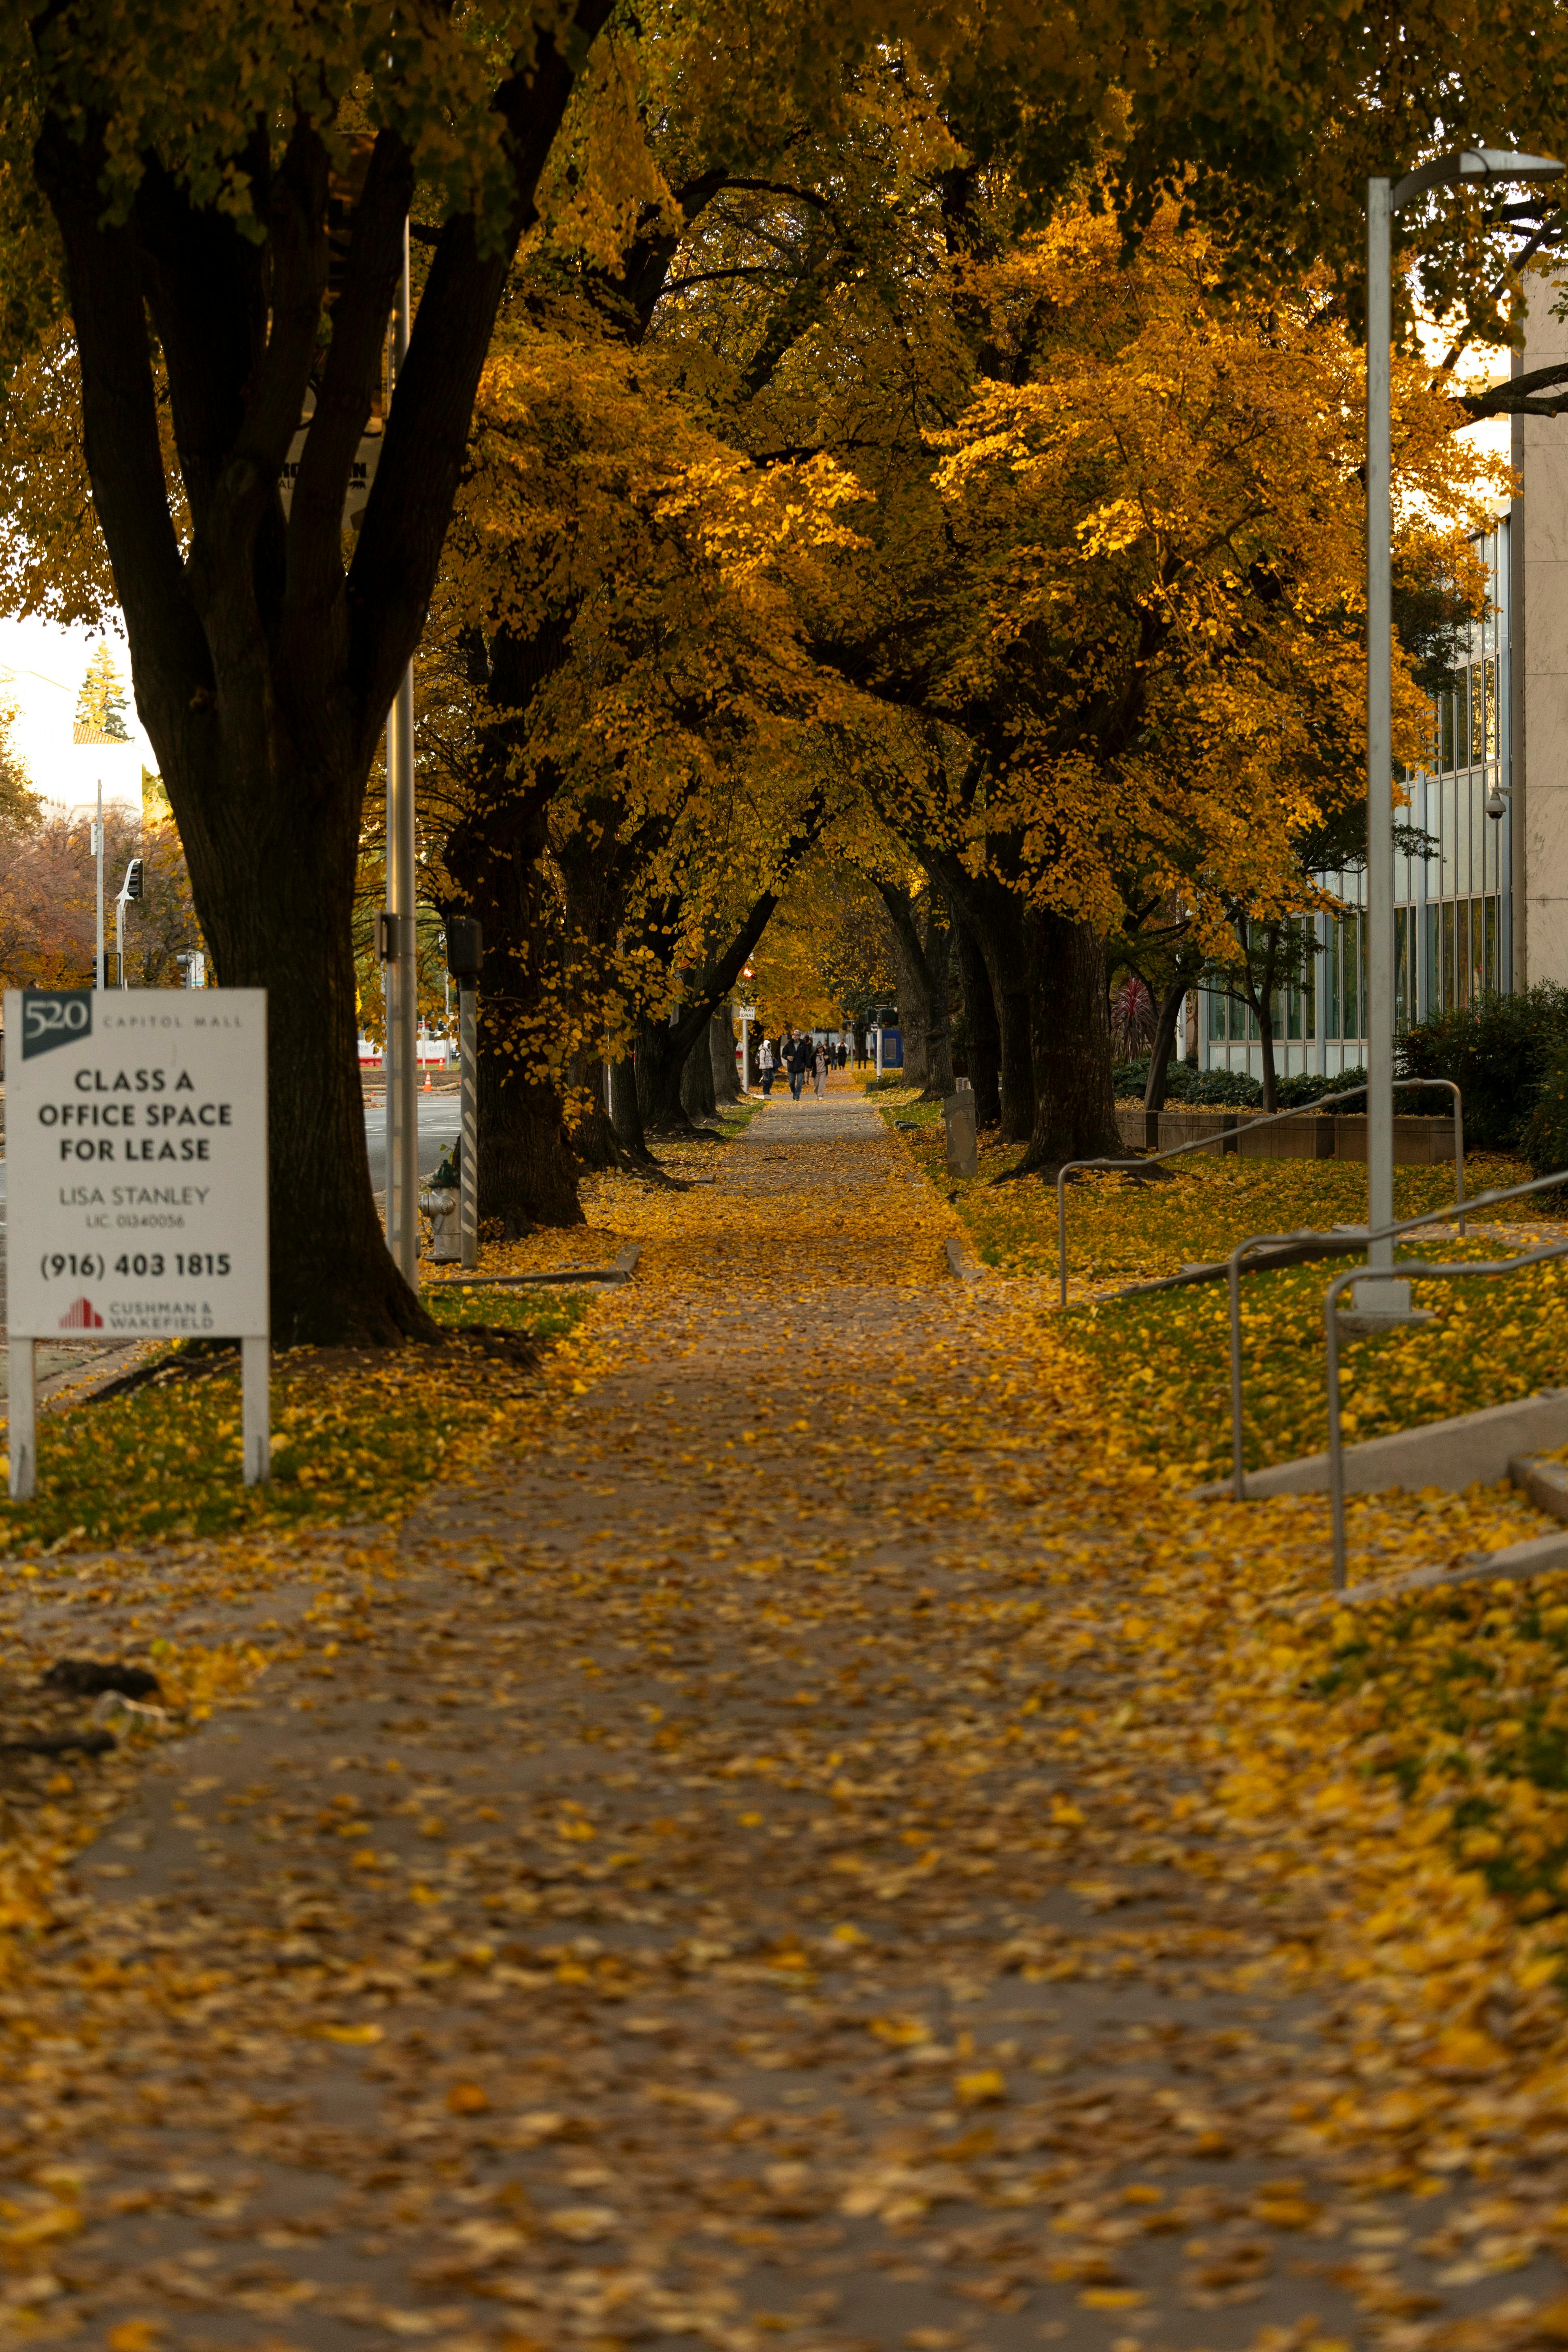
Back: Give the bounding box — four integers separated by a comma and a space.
421, 1156, 461, 1264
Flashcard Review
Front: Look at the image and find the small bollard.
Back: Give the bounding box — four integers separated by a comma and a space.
943, 1084, 978, 1178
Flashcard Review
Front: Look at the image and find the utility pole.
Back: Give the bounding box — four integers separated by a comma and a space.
1356, 145, 1560, 1322
383, 218, 420, 1288
445, 918, 483, 1273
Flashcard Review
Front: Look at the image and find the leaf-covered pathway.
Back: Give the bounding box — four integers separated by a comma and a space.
2, 1089, 1565, 2352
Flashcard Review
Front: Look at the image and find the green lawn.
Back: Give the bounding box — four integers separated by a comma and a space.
0, 1283, 586, 1556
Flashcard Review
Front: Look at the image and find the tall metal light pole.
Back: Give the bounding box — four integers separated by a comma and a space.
383, 219, 420, 1288
93, 777, 104, 991
1357, 145, 1562, 1322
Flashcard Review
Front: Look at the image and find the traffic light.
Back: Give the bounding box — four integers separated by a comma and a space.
123, 858, 144, 902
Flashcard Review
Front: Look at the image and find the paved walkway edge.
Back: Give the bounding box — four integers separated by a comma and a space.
1194, 1384, 1568, 1501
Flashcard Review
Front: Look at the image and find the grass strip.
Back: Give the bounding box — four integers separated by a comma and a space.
0, 1283, 586, 1556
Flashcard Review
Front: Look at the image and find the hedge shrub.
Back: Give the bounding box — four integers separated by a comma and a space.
1398, 987, 1568, 1152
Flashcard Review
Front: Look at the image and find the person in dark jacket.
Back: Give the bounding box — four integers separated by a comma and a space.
788, 1032, 811, 1101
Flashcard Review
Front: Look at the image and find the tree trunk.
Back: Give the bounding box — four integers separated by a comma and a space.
1020, 911, 1122, 1170
636, 1016, 688, 1131
922, 920, 955, 1099
710, 1009, 741, 1104
1143, 973, 1188, 1111
566, 1049, 627, 1174
33, 13, 614, 1342
1258, 1007, 1279, 1113
475, 1035, 583, 1234
976, 894, 1034, 1143
213, 804, 413, 1345
877, 879, 956, 1102
636, 888, 787, 1133
890, 929, 930, 1087
609, 1057, 650, 1158
932, 863, 1032, 1139
443, 745, 583, 1231
953, 917, 1002, 1127
681, 1023, 717, 1121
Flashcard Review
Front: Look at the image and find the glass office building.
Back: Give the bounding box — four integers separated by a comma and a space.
1199, 517, 1512, 1078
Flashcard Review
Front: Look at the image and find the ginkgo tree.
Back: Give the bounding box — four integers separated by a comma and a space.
780, 201, 1505, 1166
4, 0, 1567, 1322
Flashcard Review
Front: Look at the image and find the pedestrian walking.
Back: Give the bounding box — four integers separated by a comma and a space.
813, 1039, 828, 1098
757, 1036, 775, 1096
836, 1041, 847, 1070
789, 1032, 810, 1101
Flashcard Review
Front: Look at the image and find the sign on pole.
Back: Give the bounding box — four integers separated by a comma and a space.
4, 988, 269, 1500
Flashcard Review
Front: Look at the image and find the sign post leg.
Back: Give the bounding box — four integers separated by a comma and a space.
460, 981, 479, 1271
9, 1339, 35, 1502
242, 1337, 270, 1485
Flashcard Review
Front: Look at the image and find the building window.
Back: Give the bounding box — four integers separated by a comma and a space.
1324, 909, 1366, 1040
1433, 894, 1501, 1011
1395, 906, 1416, 1031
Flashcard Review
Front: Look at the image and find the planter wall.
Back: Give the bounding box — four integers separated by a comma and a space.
1113, 1106, 1457, 1166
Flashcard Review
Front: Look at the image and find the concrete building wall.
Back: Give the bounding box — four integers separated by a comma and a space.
1515, 280, 1568, 985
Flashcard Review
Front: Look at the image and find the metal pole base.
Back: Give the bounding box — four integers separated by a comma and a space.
9, 1338, 35, 1502
1343, 1277, 1436, 1334
243, 1336, 270, 1484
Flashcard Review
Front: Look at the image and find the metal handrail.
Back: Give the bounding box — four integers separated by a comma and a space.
1325, 1211, 1568, 1589
1056, 1077, 1465, 1308
1228, 1160, 1568, 1503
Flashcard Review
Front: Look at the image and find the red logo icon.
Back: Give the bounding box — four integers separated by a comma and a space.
58, 1297, 104, 1330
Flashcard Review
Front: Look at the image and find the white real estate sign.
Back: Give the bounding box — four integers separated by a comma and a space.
4, 988, 270, 1497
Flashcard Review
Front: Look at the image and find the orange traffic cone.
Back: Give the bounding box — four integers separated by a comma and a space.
423, 1071, 432, 1092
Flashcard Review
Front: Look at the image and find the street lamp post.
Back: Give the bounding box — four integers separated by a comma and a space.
1357, 147, 1562, 1323
383, 219, 419, 1290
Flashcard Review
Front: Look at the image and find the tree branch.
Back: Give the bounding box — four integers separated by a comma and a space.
1456, 359, 1568, 421
347, 0, 616, 762
32, 117, 210, 748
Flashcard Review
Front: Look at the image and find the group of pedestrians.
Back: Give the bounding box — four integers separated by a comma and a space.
755, 1028, 850, 1100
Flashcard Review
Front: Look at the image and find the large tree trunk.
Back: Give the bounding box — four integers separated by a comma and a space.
974, 892, 1034, 1142
890, 931, 930, 1087
681, 1024, 717, 1121
475, 1036, 583, 1234
609, 1057, 650, 1157
1020, 911, 1122, 1170
922, 922, 955, 1099
876, 880, 955, 1100
710, 1010, 741, 1104
953, 917, 1002, 1127
637, 1015, 692, 1131
217, 793, 400, 1345
443, 733, 582, 1231
928, 861, 1030, 1137
566, 1048, 630, 1174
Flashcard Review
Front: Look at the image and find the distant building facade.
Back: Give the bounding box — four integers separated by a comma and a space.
1200, 514, 1513, 1081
